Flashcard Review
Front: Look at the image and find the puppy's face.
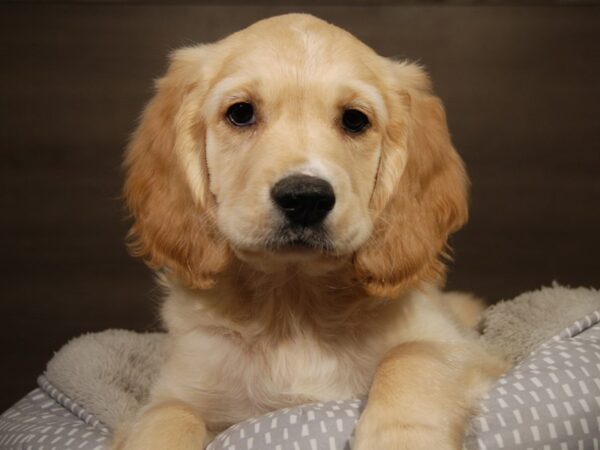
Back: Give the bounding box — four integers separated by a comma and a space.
125, 14, 468, 296
202, 34, 389, 262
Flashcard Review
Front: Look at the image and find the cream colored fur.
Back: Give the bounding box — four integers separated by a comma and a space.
115, 14, 507, 450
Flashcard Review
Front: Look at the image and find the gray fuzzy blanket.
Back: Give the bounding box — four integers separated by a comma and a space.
44, 284, 600, 431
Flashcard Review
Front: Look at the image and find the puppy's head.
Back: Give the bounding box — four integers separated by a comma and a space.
124, 14, 468, 296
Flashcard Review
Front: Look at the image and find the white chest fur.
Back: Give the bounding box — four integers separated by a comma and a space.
154, 320, 383, 430
148, 280, 453, 431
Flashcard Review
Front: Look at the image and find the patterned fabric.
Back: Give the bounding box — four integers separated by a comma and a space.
464, 310, 600, 450
207, 400, 363, 450
36, 376, 109, 433
0, 386, 109, 449
1, 310, 599, 450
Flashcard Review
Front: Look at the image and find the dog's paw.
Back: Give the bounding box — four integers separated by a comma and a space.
111, 401, 209, 450
352, 407, 460, 450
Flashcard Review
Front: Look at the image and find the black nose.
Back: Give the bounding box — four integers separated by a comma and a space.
271, 175, 336, 227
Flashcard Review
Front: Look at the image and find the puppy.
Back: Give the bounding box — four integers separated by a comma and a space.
114, 14, 506, 450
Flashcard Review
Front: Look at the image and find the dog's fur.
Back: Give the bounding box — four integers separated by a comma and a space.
114, 14, 507, 450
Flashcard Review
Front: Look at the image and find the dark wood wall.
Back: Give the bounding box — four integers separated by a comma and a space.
1, 3, 599, 410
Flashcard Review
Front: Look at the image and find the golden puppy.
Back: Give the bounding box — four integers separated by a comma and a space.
114, 14, 506, 450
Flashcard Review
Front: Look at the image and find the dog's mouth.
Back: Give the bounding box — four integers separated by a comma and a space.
231, 224, 344, 272
265, 225, 335, 254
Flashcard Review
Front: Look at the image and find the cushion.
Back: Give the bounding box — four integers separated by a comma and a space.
1, 285, 599, 450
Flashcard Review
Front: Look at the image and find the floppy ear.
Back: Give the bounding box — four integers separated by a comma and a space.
354, 63, 468, 298
124, 47, 231, 290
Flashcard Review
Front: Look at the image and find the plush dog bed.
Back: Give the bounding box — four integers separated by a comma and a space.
1, 284, 599, 450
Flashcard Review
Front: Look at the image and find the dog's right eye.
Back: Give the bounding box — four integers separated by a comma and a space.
342, 109, 370, 134
226, 102, 256, 127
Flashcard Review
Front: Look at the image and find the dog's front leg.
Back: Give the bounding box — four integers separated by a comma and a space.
111, 400, 209, 450
353, 340, 506, 450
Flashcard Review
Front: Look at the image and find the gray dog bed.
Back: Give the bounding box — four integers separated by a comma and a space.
1, 284, 600, 450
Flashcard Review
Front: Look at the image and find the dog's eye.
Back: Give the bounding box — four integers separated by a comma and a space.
226, 102, 256, 127
342, 109, 370, 133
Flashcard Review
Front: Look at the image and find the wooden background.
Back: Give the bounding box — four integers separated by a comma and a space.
1, 2, 599, 410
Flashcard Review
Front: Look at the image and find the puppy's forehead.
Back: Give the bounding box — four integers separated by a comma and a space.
219, 14, 383, 83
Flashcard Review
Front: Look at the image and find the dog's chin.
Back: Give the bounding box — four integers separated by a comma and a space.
230, 228, 347, 274
267, 226, 334, 253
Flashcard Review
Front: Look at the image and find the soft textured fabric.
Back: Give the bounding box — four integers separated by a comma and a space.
480, 283, 600, 363
44, 329, 165, 430
207, 400, 364, 450
1, 284, 599, 450
2, 309, 600, 450
465, 310, 600, 450
41, 284, 600, 429
0, 384, 110, 450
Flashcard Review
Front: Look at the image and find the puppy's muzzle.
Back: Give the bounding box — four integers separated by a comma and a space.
271, 175, 335, 227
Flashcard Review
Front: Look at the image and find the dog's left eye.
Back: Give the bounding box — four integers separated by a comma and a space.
342, 109, 370, 133
226, 102, 256, 127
